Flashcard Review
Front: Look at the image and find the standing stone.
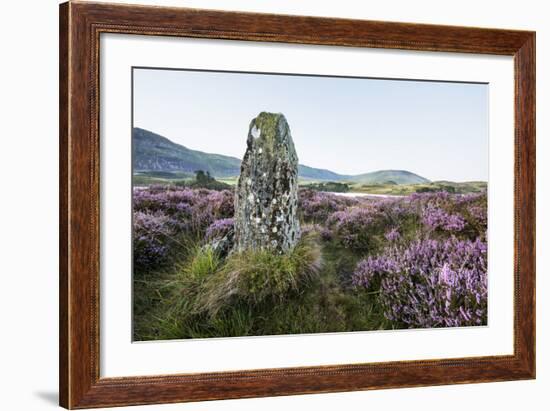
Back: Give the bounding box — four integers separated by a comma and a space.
234, 112, 300, 254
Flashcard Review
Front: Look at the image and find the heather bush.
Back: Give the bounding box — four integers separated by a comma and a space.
421, 203, 466, 232
409, 191, 486, 239
353, 237, 487, 328
133, 210, 173, 273
384, 228, 401, 242
326, 206, 383, 251
324, 198, 416, 252
133, 186, 234, 234
204, 190, 235, 221
133, 186, 235, 269
205, 218, 234, 240
321, 197, 398, 250
299, 189, 359, 222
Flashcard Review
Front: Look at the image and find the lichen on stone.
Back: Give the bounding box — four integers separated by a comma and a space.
233, 112, 301, 254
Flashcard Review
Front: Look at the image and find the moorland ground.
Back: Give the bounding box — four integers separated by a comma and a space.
133, 177, 488, 341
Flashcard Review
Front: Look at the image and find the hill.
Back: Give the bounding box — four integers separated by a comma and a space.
133, 128, 430, 185
349, 170, 430, 185
133, 128, 241, 177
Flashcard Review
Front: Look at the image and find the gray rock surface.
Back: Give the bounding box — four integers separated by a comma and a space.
234, 112, 300, 254
210, 229, 235, 258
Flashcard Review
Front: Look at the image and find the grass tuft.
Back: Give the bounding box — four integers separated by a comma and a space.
195, 233, 322, 315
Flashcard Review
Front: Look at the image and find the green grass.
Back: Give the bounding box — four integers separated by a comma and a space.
301, 181, 350, 193
195, 233, 322, 315
133, 233, 394, 341
133, 172, 234, 189
135, 173, 486, 195
216, 176, 239, 186
133, 175, 181, 186
348, 181, 487, 195
294, 180, 487, 195
133, 170, 195, 186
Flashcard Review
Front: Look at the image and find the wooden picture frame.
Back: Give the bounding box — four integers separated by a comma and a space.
59, 1, 535, 408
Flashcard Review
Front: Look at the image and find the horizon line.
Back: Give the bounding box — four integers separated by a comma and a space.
133, 127, 487, 184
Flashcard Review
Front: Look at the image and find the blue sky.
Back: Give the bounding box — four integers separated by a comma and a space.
133, 68, 488, 182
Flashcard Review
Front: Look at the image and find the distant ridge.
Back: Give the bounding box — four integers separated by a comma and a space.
348, 170, 430, 185
133, 127, 431, 184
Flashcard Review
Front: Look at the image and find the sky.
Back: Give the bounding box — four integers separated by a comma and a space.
133, 67, 488, 182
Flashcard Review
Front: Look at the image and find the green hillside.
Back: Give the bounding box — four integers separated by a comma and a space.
133, 128, 431, 185
133, 128, 241, 177
348, 169, 430, 185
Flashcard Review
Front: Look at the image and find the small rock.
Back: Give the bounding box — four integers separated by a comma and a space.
210, 228, 235, 258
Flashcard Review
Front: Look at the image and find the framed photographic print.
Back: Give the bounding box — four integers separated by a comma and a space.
59, 1, 535, 409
